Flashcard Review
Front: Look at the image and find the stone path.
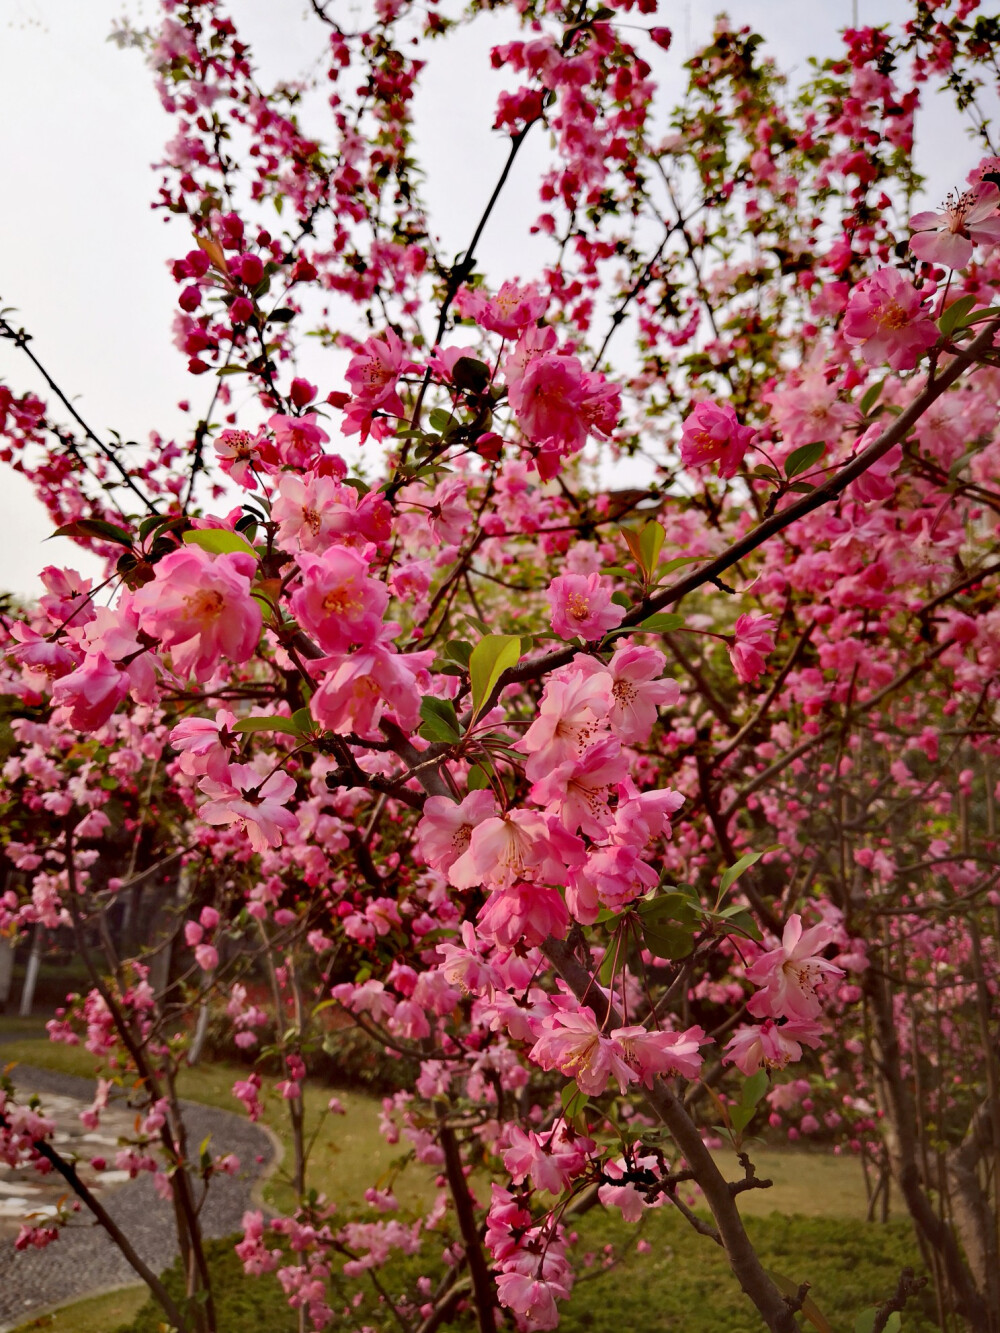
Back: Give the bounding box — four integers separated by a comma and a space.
0, 1066, 276, 1331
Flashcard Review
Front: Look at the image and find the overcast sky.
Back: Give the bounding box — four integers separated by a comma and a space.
0, 0, 988, 597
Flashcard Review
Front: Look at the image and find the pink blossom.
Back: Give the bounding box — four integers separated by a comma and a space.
529, 735, 625, 838
509, 352, 588, 452
520, 668, 612, 780
529, 1009, 636, 1096
169, 709, 238, 782
344, 329, 411, 418
213, 427, 272, 487
909, 182, 1000, 268
724, 1019, 825, 1075
309, 644, 433, 736
133, 547, 262, 681
456, 280, 548, 338
746, 914, 843, 1021
51, 653, 129, 730
729, 613, 777, 684
477, 882, 569, 948
580, 645, 680, 743
290, 549, 388, 652
414, 791, 499, 879
495, 1271, 568, 1330
842, 268, 938, 370
548, 572, 624, 641
449, 807, 582, 891
271, 472, 391, 551
267, 413, 329, 469
199, 764, 298, 852
679, 401, 756, 478
611, 1024, 708, 1085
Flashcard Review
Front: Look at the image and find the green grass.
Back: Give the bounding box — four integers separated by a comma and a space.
18, 1212, 933, 1333
4, 1025, 928, 1333
7, 1286, 147, 1333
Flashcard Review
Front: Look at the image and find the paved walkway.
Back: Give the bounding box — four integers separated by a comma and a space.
0, 1065, 276, 1331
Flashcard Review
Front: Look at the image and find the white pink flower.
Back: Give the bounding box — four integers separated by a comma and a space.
745, 913, 843, 1022
132, 547, 262, 681
842, 267, 938, 370
548, 572, 624, 642
909, 182, 1000, 268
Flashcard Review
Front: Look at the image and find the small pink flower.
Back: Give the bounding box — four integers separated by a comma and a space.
456, 280, 548, 338
746, 914, 843, 1022
724, 1019, 824, 1075
909, 182, 1000, 268
213, 427, 272, 487
477, 882, 569, 948
414, 791, 499, 878
580, 645, 680, 743
51, 653, 129, 730
548, 572, 625, 641
133, 546, 262, 682
611, 1024, 708, 1085
842, 268, 938, 370
290, 549, 388, 652
679, 401, 756, 478
199, 764, 298, 852
729, 613, 776, 684
344, 329, 411, 414
530, 1009, 636, 1097
267, 413, 329, 469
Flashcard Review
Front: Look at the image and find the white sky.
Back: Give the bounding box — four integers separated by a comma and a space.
0, 0, 989, 597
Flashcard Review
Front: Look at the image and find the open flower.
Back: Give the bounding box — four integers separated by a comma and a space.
679, 401, 756, 478
842, 268, 938, 371
909, 182, 1000, 268
746, 914, 843, 1021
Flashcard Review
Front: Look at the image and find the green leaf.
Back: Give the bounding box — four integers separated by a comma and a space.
717, 907, 763, 942
233, 716, 301, 736
611, 590, 632, 608
720, 850, 764, 895
637, 612, 685, 633
938, 292, 977, 337
638, 519, 665, 578
742, 1070, 769, 1109
266, 308, 296, 323
767, 1272, 833, 1333
859, 380, 885, 416
183, 528, 258, 557
442, 639, 473, 668
451, 356, 491, 393
641, 919, 696, 960
428, 408, 458, 435
784, 441, 825, 479
561, 1081, 588, 1126
418, 696, 461, 743
962, 304, 1000, 326
638, 892, 699, 959
138, 514, 170, 543
657, 556, 700, 575
52, 519, 134, 549
466, 764, 491, 792
469, 634, 520, 719
291, 707, 314, 736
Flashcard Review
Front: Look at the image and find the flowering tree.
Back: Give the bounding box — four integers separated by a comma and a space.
2, 2, 1000, 1332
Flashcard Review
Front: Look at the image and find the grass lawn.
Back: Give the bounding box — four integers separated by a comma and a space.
5, 1025, 923, 1333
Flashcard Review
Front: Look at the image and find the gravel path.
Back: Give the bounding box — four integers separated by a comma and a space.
0, 1065, 277, 1331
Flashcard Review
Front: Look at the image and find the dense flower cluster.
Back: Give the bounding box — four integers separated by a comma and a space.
1, 4, 1000, 1333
